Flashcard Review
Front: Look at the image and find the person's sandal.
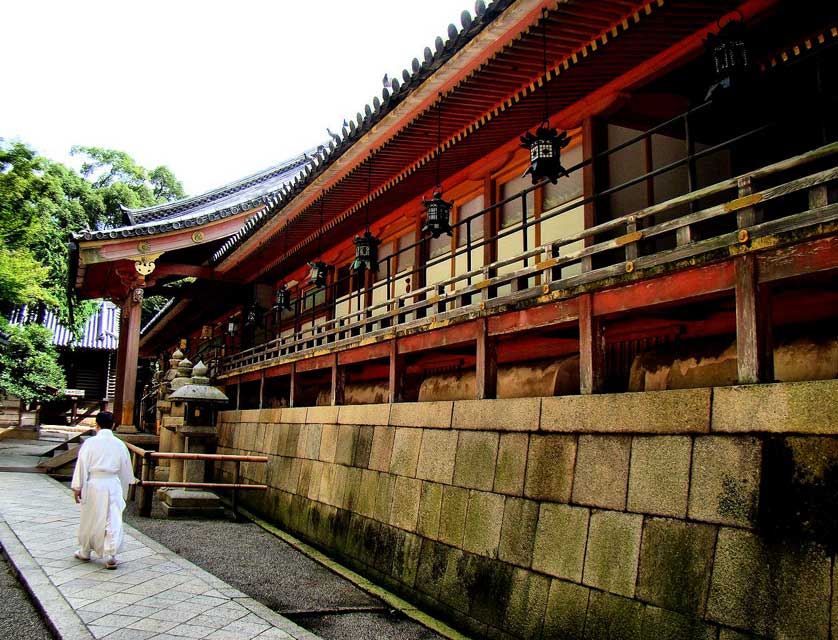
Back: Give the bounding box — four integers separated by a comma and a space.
105, 556, 118, 570
73, 551, 90, 562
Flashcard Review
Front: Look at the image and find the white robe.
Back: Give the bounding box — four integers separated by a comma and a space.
70, 429, 136, 558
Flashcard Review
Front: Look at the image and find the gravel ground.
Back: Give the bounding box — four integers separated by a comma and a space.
124, 500, 444, 640
0, 551, 53, 640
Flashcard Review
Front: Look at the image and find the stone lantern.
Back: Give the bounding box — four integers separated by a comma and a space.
160, 360, 229, 518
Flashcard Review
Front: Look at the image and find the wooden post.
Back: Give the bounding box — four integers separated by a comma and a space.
139, 453, 155, 517
113, 289, 143, 431
258, 372, 265, 409
128, 452, 141, 502
289, 363, 298, 408
388, 339, 404, 403
330, 354, 345, 406
232, 460, 241, 521
475, 318, 497, 400
735, 254, 773, 384
579, 293, 605, 394
581, 117, 600, 273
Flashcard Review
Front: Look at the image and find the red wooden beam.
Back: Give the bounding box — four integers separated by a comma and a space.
294, 353, 334, 373
488, 298, 578, 335
593, 261, 736, 318
758, 235, 838, 283
398, 320, 478, 354
339, 342, 391, 366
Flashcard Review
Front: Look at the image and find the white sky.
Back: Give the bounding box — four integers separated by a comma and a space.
1, 0, 473, 195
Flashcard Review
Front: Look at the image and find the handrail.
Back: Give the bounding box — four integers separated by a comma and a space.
124, 440, 268, 518
219, 140, 838, 373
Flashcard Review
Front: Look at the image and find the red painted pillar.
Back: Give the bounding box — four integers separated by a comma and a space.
113, 288, 143, 431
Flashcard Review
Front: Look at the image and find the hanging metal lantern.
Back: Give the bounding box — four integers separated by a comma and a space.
421, 190, 453, 238
520, 125, 570, 185
704, 15, 750, 100
308, 261, 329, 288
273, 285, 291, 311
244, 305, 262, 327
226, 318, 239, 336
352, 231, 380, 272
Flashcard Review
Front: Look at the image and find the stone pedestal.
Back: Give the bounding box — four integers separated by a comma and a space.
158, 489, 225, 518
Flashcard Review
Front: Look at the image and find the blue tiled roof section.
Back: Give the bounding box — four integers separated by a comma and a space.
9, 302, 119, 351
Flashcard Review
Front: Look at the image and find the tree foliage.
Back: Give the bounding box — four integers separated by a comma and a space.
0, 138, 186, 402
0, 323, 66, 404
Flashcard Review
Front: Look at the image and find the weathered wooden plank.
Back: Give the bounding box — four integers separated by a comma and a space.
388, 340, 404, 403
578, 293, 605, 395
758, 235, 838, 283
488, 298, 578, 335
735, 254, 773, 384
330, 355, 345, 406
475, 318, 497, 400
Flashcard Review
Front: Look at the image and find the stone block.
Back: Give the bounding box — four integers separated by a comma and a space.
368, 426, 395, 472
259, 408, 280, 423
494, 433, 528, 496
281, 406, 307, 423
306, 404, 338, 424
356, 469, 378, 518
275, 424, 289, 458
283, 458, 302, 494
583, 510, 643, 597
416, 429, 458, 484
503, 568, 550, 639
335, 425, 358, 466
318, 463, 336, 505
255, 422, 266, 452
306, 461, 323, 501
572, 435, 631, 510
463, 491, 504, 557
392, 530, 422, 588
494, 497, 536, 568
628, 436, 692, 518
524, 435, 576, 502
453, 431, 499, 491
284, 423, 302, 457
706, 527, 831, 639
688, 436, 761, 528
462, 553, 513, 629
389, 428, 422, 477
415, 539, 470, 613
438, 485, 469, 547
353, 425, 374, 468
319, 424, 339, 463
240, 409, 261, 422
390, 401, 453, 428
452, 398, 540, 431
712, 380, 838, 434
337, 467, 361, 511
304, 424, 322, 460
543, 579, 590, 640
296, 459, 312, 496
338, 403, 390, 425
417, 481, 443, 539
636, 518, 717, 616
374, 473, 395, 523
331, 464, 348, 507
717, 630, 759, 640
641, 607, 718, 640
542, 388, 711, 433
390, 476, 422, 531
584, 591, 644, 640
532, 503, 590, 582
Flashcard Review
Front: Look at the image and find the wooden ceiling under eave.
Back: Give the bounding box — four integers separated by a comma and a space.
224, 0, 746, 285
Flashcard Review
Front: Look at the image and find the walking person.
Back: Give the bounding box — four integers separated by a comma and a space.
71, 411, 136, 569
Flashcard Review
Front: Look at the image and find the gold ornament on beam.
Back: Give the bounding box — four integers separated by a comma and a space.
134, 257, 157, 276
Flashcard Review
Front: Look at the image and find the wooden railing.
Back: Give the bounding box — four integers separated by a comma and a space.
124, 441, 267, 518
220, 141, 838, 375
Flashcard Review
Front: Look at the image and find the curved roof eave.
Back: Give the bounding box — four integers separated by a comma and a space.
122, 149, 320, 225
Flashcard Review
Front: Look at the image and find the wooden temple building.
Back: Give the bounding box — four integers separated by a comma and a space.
72, 1, 838, 638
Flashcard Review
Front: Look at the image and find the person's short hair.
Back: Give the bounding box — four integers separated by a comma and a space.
96, 411, 115, 430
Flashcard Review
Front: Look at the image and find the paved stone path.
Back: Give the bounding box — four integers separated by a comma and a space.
0, 472, 321, 640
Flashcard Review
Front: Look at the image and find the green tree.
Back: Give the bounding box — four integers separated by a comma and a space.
0, 139, 186, 403
0, 323, 66, 404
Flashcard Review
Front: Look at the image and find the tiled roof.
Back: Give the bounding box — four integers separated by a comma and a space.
9, 302, 120, 351
210, 0, 512, 264
73, 150, 316, 242
125, 152, 314, 224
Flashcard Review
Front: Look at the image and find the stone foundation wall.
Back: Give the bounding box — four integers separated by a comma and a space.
216, 380, 838, 640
